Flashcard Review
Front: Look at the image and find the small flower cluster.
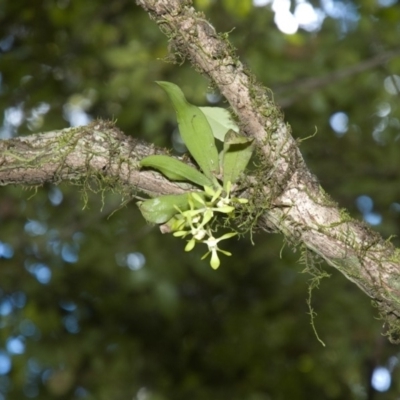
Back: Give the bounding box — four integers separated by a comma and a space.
168, 183, 247, 269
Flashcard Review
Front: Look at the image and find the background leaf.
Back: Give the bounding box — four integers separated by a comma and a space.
221, 130, 254, 188
199, 107, 239, 141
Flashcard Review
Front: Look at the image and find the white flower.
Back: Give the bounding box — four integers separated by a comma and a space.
201, 232, 237, 269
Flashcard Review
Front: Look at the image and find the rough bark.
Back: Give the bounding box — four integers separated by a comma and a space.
1, 0, 400, 341
0, 120, 186, 198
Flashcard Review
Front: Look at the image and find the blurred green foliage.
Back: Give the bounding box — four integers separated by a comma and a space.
0, 0, 400, 399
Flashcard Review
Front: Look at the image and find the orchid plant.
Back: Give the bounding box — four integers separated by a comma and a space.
138, 82, 254, 269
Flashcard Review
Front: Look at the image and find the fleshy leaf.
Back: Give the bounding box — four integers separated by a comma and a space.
221, 130, 254, 189
140, 155, 212, 187
156, 81, 220, 181
137, 194, 191, 224
199, 107, 239, 141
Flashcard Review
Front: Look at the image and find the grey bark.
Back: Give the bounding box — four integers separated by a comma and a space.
0, 121, 185, 197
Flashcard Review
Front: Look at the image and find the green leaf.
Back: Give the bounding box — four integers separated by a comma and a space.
156, 81, 220, 181
137, 194, 190, 224
140, 155, 212, 187
221, 130, 254, 189
199, 107, 239, 141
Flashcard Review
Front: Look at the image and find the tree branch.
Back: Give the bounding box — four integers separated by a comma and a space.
0, 120, 186, 197
1, 0, 400, 342
274, 48, 400, 108
134, 0, 400, 341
